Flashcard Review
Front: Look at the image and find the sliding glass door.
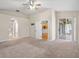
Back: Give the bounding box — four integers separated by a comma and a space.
58, 17, 75, 41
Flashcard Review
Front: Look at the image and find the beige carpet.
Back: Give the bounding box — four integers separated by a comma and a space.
0, 37, 79, 58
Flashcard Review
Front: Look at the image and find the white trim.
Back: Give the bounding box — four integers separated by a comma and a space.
73, 17, 77, 41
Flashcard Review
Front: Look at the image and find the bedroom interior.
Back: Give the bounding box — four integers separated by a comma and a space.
0, 0, 79, 58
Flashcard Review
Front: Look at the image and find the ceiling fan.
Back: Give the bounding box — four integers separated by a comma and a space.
22, 0, 41, 10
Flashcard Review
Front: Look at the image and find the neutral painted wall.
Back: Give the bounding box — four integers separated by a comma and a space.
0, 14, 9, 42
28, 17, 36, 38
0, 12, 29, 42
76, 12, 79, 43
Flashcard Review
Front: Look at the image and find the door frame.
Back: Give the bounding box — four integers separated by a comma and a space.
57, 17, 76, 41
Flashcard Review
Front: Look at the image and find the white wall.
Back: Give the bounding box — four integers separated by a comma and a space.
29, 17, 36, 38
51, 11, 56, 40
0, 14, 9, 42
0, 12, 29, 42
76, 12, 79, 43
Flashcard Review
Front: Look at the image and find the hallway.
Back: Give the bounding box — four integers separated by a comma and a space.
0, 37, 78, 58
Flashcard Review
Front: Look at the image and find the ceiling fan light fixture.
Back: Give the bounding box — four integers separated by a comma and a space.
29, 5, 34, 10
22, 0, 41, 10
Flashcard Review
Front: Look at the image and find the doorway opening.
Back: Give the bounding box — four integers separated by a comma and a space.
58, 17, 76, 41
42, 21, 48, 41
9, 18, 18, 39
36, 20, 48, 41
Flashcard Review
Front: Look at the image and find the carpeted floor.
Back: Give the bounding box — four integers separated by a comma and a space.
0, 37, 79, 58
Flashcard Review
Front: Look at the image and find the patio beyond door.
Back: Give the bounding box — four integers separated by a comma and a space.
58, 17, 76, 41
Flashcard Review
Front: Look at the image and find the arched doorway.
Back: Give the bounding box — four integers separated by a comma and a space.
9, 18, 18, 39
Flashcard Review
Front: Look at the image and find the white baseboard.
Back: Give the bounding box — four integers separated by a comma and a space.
0, 39, 8, 43
0, 36, 30, 43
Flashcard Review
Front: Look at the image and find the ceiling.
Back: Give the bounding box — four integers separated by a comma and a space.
0, 0, 79, 16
